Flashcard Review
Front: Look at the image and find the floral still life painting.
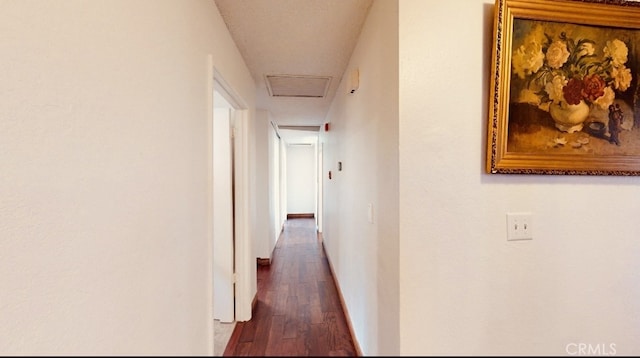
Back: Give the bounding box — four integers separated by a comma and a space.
487, 0, 640, 175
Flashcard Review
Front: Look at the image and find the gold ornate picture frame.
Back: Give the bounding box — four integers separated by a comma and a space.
487, 0, 640, 175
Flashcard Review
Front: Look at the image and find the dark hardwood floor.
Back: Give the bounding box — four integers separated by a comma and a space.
223, 218, 358, 356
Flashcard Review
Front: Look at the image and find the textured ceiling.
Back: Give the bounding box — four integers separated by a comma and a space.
214, 0, 373, 131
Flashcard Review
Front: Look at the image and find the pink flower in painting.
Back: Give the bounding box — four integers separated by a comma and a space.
581, 74, 606, 103
545, 40, 570, 69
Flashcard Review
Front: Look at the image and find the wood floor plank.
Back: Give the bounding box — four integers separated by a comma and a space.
307, 323, 330, 356
296, 282, 311, 305
234, 342, 252, 356
273, 283, 289, 316
282, 295, 299, 339
247, 314, 271, 356
223, 218, 357, 356
309, 300, 324, 325
264, 315, 285, 356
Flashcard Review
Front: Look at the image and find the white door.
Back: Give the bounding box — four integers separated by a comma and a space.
213, 103, 235, 323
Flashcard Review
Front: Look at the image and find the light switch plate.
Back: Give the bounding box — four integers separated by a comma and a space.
507, 213, 533, 241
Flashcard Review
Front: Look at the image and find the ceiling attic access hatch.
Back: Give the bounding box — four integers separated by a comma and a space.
265, 75, 332, 98
277, 125, 321, 131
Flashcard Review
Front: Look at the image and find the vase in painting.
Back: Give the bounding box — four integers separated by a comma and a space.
549, 100, 590, 133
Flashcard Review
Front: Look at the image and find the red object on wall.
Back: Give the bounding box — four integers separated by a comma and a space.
324, 123, 330, 132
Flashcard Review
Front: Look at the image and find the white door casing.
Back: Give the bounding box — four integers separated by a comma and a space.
212, 68, 253, 323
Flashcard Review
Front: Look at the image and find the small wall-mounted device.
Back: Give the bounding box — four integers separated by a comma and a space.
338, 161, 342, 171
348, 68, 359, 94
325, 122, 330, 132
328, 171, 332, 180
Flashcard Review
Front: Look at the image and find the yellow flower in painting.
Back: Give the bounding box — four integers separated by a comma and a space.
611, 66, 632, 91
544, 75, 567, 103
512, 41, 545, 79
604, 39, 628, 67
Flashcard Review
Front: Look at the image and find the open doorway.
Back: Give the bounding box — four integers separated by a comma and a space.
211, 67, 252, 355
277, 127, 320, 225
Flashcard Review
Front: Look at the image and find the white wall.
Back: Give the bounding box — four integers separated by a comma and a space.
233, 108, 258, 322
268, 121, 282, 257
316, 142, 323, 232
0, 0, 256, 355
286, 145, 317, 214
253, 110, 271, 259
280, 139, 288, 225
321, 0, 399, 355
253, 110, 283, 261
399, 0, 640, 355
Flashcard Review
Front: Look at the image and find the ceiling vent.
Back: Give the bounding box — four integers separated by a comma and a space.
278, 125, 321, 132
265, 75, 331, 98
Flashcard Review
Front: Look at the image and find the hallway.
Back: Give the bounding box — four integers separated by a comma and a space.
222, 218, 357, 356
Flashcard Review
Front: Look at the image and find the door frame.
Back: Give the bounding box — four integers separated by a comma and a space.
211, 66, 253, 322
